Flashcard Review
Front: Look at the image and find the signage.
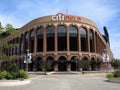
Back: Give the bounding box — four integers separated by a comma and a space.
51, 13, 81, 22
24, 53, 32, 63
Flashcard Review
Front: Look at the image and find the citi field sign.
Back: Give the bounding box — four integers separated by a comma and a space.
51, 13, 81, 22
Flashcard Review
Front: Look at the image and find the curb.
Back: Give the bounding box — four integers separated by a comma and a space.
0, 79, 31, 86
108, 78, 120, 83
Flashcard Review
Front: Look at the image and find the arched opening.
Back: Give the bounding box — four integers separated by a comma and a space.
71, 56, 78, 71
80, 28, 87, 51
96, 59, 102, 70
30, 30, 34, 53
46, 56, 54, 71
19, 36, 23, 55
29, 58, 33, 71
46, 26, 54, 51
36, 57, 42, 71
91, 58, 96, 71
24, 32, 28, 53
69, 25, 78, 51
58, 56, 67, 71
37, 27, 43, 52
19, 59, 22, 69
89, 30, 94, 52
58, 25, 67, 51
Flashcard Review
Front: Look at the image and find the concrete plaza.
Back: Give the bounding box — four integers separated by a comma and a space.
0, 74, 120, 90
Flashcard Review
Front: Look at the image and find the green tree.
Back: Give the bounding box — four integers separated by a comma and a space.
110, 59, 120, 71
40, 61, 52, 75
78, 59, 90, 73
0, 23, 4, 34
0, 23, 4, 44
5, 24, 16, 35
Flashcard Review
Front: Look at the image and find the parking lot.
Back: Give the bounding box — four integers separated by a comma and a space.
0, 74, 120, 90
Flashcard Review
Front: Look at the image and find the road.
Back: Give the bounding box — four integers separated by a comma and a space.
0, 74, 120, 90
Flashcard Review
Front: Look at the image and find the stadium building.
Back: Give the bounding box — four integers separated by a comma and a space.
1, 13, 113, 71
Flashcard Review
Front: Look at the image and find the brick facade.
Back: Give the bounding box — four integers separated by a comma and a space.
1, 14, 113, 71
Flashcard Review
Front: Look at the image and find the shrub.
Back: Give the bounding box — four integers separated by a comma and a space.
114, 71, 120, 78
0, 71, 12, 80
106, 73, 114, 78
78, 60, 90, 71
19, 70, 29, 79
110, 59, 120, 70
2, 63, 20, 79
10, 71, 19, 79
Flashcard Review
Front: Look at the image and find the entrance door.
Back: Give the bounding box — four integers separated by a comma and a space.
36, 57, 42, 71
58, 56, 67, 71
71, 56, 78, 71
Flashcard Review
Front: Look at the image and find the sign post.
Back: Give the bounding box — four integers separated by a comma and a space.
102, 49, 109, 74
24, 49, 31, 72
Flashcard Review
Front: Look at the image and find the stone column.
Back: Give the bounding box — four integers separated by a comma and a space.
78, 29, 81, 51
55, 26, 58, 52
67, 26, 70, 51
93, 31, 96, 53
87, 29, 90, 52
28, 31, 30, 51
43, 26, 46, 53
54, 56, 58, 71
54, 62, 58, 71
67, 61, 71, 71
22, 34, 25, 54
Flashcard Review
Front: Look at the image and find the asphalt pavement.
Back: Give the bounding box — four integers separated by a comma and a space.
0, 74, 120, 90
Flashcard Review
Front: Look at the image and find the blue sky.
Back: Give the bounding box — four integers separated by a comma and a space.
0, 0, 120, 59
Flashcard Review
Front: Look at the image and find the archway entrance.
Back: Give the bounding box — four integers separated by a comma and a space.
36, 57, 42, 71
46, 56, 54, 71
91, 58, 96, 71
71, 56, 78, 71
58, 56, 67, 71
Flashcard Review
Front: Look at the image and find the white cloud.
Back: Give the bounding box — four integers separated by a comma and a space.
0, 0, 120, 58
0, 14, 23, 28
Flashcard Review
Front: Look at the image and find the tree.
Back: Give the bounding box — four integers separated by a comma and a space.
78, 59, 90, 73
0, 23, 4, 44
110, 59, 120, 71
0, 23, 4, 34
0, 23, 19, 61
5, 24, 16, 35
40, 61, 52, 75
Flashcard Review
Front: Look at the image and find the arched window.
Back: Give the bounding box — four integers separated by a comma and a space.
37, 27, 43, 52
89, 30, 94, 52
25, 32, 28, 40
46, 26, 54, 37
46, 26, 54, 51
19, 36, 23, 55
30, 30, 34, 53
69, 25, 78, 51
80, 27, 87, 51
25, 32, 28, 52
58, 25, 66, 36
31, 30, 34, 38
58, 25, 67, 51
37, 27, 43, 38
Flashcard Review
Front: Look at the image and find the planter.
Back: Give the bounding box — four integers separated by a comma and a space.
108, 78, 120, 83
